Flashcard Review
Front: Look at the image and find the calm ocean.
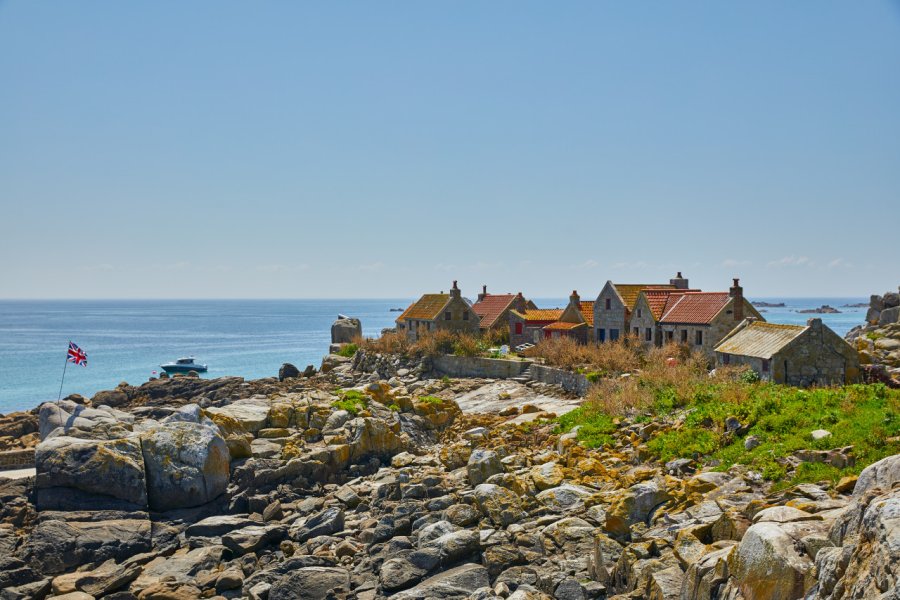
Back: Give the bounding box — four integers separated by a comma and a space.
0, 297, 867, 414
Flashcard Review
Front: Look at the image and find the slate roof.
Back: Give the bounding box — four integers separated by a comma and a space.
472, 294, 518, 328
614, 284, 675, 310
715, 321, 807, 359
397, 294, 450, 321
660, 292, 731, 325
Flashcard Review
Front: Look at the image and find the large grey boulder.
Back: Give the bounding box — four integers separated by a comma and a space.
879, 306, 900, 326
729, 522, 815, 600
139, 421, 230, 511
268, 567, 351, 600
34, 435, 147, 510
853, 454, 900, 498
467, 449, 504, 486
331, 316, 362, 344
392, 563, 490, 599
38, 400, 133, 440
473, 483, 525, 527
23, 518, 151, 575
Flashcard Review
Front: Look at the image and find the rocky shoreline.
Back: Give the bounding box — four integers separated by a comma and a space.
0, 347, 897, 600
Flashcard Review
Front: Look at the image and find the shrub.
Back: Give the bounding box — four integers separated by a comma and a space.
336, 343, 358, 358
332, 389, 368, 415
357, 331, 409, 355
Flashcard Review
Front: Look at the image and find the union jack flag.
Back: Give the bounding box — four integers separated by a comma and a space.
67, 341, 88, 367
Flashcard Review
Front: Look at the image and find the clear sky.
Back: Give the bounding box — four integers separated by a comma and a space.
1, 1, 898, 299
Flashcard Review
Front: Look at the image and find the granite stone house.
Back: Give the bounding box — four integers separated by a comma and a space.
542, 291, 595, 344
509, 307, 564, 348
471, 286, 534, 331
657, 279, 764, 359
395, 281, 481, 341
715, 318, 860, 386
594, 272, 689, 342
629, 287, 700, 346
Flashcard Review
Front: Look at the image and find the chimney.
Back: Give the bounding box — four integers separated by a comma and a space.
730, 278, 743, 322
569, 290, 580, 308
514, 292, 527, 312
450, 280, 461, 300
807, 317, 822, 331
477, 284, 487, 303
670, 271, 689, 290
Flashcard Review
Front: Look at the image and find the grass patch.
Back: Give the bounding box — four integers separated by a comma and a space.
336, 343, 358, 358
332, 389, 368, 415
418, 395, 443, 405
556, 404, 618, 449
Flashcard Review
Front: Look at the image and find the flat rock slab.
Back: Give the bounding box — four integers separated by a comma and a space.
452, 381, 581, 419
0, 468, 36, 480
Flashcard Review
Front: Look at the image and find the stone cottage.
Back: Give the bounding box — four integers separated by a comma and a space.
715, 318, 860, 386
542, 291, 595, 344
594, 272, 689, 342
629, 288, 700, 346
471, 286, 534, 331
657, 279, 764, 359
395, 281, 481, 341
509, 308, 564, 348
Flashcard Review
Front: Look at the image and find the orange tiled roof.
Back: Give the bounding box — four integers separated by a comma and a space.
614, 284, 675, 310
578, 301, 595, 326
520, 308, 564, 322
543, 321, 586, 331
660, 292, 731, 325
472, 294, 518, 328
397, 294, 450, 321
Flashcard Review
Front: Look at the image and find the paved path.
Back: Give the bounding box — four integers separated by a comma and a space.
0, 467, 36, 480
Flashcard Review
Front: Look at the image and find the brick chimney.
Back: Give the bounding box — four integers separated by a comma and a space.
477, 285, 487, 303
450, 280, 461, 300
569, 290, 580, 308
669, 271, 690, 290
729, 278, 743, 322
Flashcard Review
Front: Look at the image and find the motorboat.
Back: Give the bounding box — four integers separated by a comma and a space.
160, 356, 208, 374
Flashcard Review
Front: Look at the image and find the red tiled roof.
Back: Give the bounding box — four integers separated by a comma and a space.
614, 284, 675, 309
660, 292, 731, 325
472, 294, 518, 328
641, 289, 699, 320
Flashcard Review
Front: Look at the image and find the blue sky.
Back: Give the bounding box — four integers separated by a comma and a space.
1, 2, 898, 299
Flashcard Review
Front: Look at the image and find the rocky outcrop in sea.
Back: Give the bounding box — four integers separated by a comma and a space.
0, 347, 896, 599
845, 286, 900, 385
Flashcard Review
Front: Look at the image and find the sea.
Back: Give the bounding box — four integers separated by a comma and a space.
0, 297, 868, 415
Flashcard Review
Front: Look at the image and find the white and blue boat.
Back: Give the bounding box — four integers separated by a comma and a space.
160, 356, 208, 374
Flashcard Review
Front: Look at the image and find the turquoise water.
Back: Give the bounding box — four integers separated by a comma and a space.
0, 300, 410, 414
0, 297, 867, 414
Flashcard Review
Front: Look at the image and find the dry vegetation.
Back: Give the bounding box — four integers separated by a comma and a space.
355, 328, 509, 359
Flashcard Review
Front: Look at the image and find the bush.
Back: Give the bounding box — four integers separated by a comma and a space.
336, 343, 358, 358
332, 389, 368, 415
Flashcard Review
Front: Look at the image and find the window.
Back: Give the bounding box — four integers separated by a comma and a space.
762, 359, 770, 373
605, 298, 611, 310
637, 309, 642, 318
598, 329, 606, 342
667, 331, 674, 341
444, 311, 451, 321
462, 311, 469, 321
515, 322, 523, 335
723, 353, 730, 365
695, 330, 703, 345
633, 327, 639, 335
645, 328, 652, 341
680, 329, 688, 342
610, 329, 619, 341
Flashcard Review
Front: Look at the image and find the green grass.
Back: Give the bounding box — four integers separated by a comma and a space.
560, 382, 900, 486
556, 404, 618, 448
336, 343, 359, 358
332, 389, 368, 415
418, 395, 443, 405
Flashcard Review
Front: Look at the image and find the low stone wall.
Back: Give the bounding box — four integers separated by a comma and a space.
430, 355, 532, 379
529, 365, 592, 396
0, 449, 35, 471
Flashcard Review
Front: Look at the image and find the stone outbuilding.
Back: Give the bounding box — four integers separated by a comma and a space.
715, 318, 861, 386
541, 291, 595, 344
509, 308, 564, 348
395, 281, 481, 341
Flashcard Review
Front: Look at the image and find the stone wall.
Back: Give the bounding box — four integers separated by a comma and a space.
529, 365, 591, 396
0, 448, 34, 471
430, 355, 532, 379
779, 320, 860, 386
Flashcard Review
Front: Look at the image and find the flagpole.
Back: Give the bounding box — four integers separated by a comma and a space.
56, 341, 70, 418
